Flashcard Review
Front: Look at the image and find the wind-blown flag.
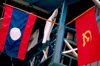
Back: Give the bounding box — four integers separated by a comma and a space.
75, 7, 100, 66
0, 5, 37, 60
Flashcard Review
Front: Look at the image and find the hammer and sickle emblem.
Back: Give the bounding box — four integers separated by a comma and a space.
82, 30, 92, 47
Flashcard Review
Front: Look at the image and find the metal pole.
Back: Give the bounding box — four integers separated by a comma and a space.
52, 0, 68, 64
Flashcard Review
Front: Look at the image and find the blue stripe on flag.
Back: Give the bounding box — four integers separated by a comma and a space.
4, 8, 29, 58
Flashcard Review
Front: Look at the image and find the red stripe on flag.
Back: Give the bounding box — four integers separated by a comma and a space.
18, 14, 37, 60
0, 5, 13, 52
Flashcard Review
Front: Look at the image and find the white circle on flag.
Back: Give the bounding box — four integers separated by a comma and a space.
10, 27, 21, 41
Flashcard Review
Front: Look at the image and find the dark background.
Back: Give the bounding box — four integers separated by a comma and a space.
0, 0, 94, 66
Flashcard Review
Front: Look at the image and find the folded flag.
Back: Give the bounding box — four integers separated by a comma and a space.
42, 9, 58, 43
0, 5, 37, 60
75, 7, 100, 66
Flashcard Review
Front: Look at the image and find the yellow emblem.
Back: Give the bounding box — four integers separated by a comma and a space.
82, 30, 92, 47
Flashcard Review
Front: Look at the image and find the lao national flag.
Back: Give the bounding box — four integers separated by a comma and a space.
75, 7, 100, 66
0, 5, 37, 60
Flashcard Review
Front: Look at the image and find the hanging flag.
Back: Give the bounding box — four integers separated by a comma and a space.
75, 7, 100, 66
0, 5, 37, 60
42, 9, 58, 44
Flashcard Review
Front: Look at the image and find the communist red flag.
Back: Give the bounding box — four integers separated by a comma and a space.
75, 7, 100, 66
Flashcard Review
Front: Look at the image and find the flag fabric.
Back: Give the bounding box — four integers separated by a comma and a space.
42, 9, 58, 43
0, 5, 37, 60
75, 7, 100, 66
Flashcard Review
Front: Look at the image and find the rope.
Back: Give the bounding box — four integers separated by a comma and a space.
65, 6, 95, 26
0, 5, 4, 8
3, 3, 94, 26
3, 3, 59, 25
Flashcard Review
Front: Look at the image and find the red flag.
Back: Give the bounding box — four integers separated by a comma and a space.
75, 7, 100, 66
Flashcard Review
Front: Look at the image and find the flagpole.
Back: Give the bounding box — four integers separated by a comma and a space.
65, 6, 95, 26
3, 3, 59, 25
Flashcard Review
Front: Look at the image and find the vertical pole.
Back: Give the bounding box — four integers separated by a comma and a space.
96, 15, 100, 23
69, 59, 72, 66
52, 0, 68, 64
